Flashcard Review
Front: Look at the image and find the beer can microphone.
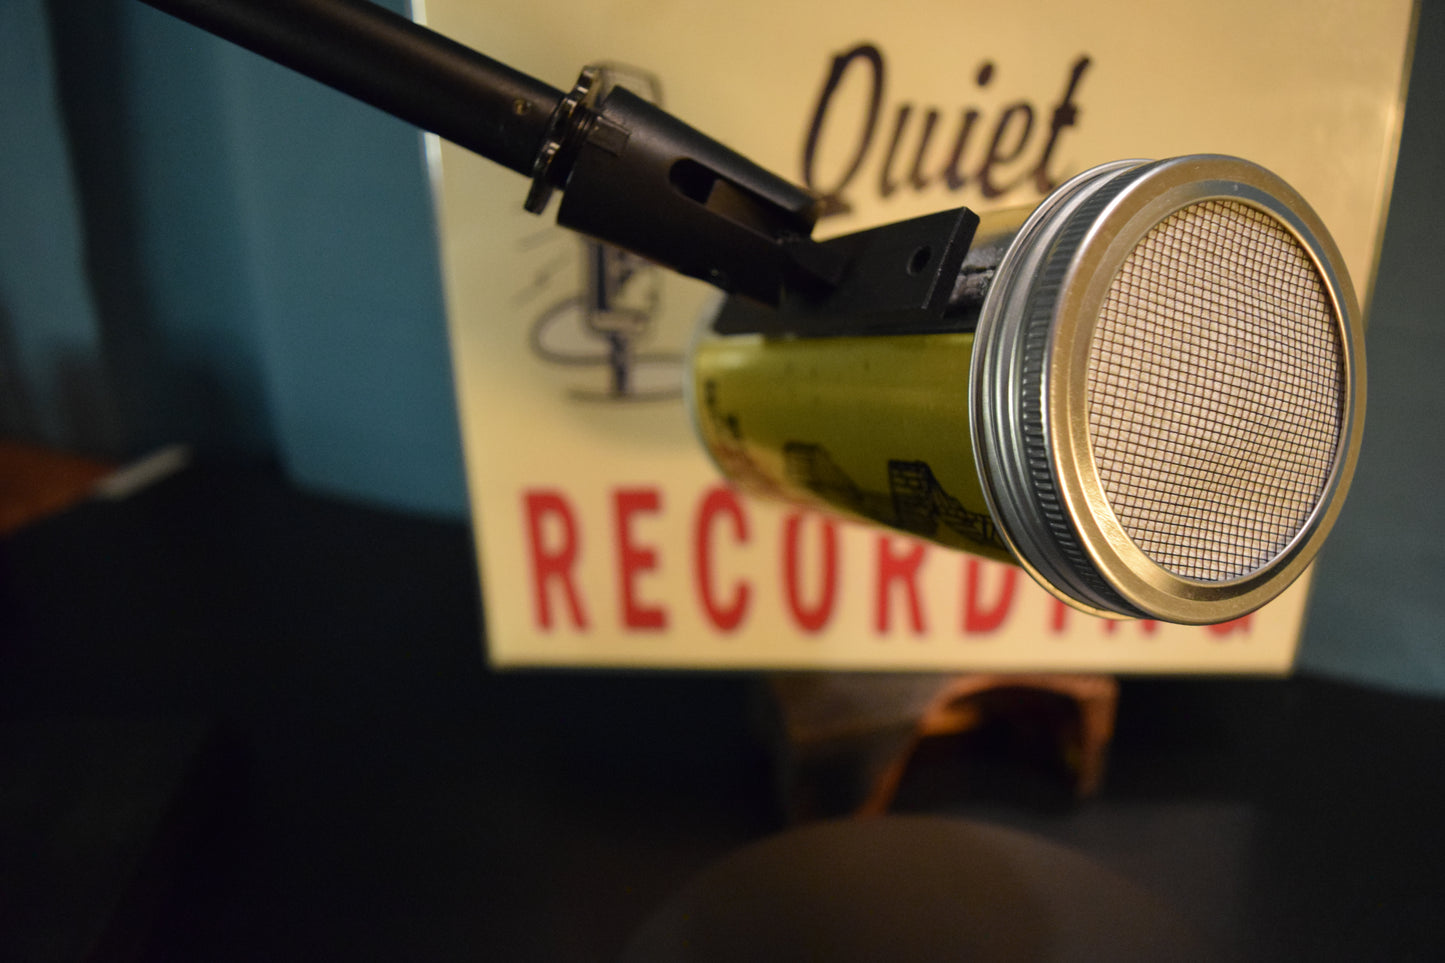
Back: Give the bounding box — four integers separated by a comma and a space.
690, 155, 1365, 624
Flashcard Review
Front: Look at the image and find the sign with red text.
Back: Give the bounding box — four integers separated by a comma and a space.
423, 0, 1414, 670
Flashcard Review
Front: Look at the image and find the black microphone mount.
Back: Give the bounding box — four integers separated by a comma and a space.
139, 0, 982, 336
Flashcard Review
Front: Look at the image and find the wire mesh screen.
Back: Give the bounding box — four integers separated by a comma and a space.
1085, 199, 1345, 582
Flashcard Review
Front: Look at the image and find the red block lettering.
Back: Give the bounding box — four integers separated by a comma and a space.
524, 490, 588, 630
962, 559, 1016, 634
783, 512, 839, 633
876, 536, 927, 634
615, 488, 668, 630
1208, 615, 1253, 636
1051, 599, 1070, 634
1085, 611, 1157, 634
694, 487, 751, 632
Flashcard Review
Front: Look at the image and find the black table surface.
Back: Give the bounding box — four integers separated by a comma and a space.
3, 460, 1444, 961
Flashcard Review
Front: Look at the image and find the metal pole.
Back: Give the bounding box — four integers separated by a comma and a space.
138, 0, 562, 177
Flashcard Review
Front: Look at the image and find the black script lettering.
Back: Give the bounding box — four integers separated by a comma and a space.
942, 62, 993, 191
1033, 56, 1091, 194
802, 43, 885, 217
907, 108, 942, 191
801, 47, 1093, 214
977, 102, 1035, 198
875, 105, 948, 198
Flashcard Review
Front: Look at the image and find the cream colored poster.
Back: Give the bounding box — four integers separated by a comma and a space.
422, 0, 1414, 670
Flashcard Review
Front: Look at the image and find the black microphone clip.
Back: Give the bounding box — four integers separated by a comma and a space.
528, 66, 982, 338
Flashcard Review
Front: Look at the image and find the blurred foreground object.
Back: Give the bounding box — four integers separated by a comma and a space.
622, 816, 1210, 961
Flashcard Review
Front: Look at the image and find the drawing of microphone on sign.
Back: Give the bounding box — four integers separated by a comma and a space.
520, 65, 682, 403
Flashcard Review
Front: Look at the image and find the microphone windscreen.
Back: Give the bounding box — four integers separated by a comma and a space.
974, 155, 1363, 623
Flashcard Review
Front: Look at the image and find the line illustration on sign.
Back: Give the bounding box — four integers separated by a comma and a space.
523, 64, 683, 402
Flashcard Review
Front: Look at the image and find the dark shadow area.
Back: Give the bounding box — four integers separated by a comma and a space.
3, 461, 1445, 960
0, 302, 40, 442
0, 462, 775, 960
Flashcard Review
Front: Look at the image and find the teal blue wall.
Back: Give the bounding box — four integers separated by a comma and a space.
1298, 1, 1445, 694
3, 0, 1443, 689
4, 0, 465, 516
0, 0, 115, 451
